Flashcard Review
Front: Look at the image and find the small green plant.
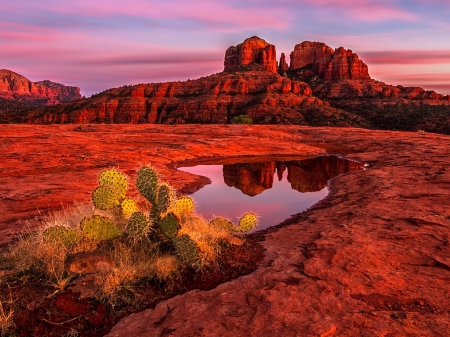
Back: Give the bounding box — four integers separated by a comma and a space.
230, 114, 252, 124
3, 165, 259, 310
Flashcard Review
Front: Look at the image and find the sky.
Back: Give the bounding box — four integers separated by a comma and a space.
2, 0, 450, 97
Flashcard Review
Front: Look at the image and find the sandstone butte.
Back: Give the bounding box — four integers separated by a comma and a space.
1, 124, 450, 336
12, 36, 448, 132
0, 69, 81, 105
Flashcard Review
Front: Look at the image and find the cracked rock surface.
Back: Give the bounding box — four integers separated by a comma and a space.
1, 125, 450, 336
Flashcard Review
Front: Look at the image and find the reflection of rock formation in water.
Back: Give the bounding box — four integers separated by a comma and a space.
223, 162, 276, 196
223, 156, 364, 196
287, 156, 364, 192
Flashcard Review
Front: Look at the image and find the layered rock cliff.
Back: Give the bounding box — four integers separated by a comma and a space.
288, 41, 370, 81
224, 36, 277, 73
0, 69, 81, 105
29, 71, 338, 125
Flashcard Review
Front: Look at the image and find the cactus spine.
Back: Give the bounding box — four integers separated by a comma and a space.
126, 211, 151, 238
121, 197, 137, 217
43, 226, 79, 248
173, 196, 195, 218
136, 166, 159, 205
80, 215, 123, 241
98, 169, 128, 200
172, 234, 200, 266
235, 212, 259, 232
209, 216, 234, 231
158, 212, 180, 239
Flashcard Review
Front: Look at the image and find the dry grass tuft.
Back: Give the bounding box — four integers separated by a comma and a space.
153, 255, 181, 282
0, 284, 15, 337
179, 214, 232, 263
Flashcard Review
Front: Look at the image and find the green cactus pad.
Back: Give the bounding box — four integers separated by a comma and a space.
158, 212, 180, 239
43, 226, 78, 248
80, 215, 123, 241
173, 196, 195, 217
235, 212, 259, 232
137, 166, 159, 204
98, 169, 128, 200
121, 198, 137, 217
210, 216, 235, 231
156, 183, 173, 215
172, 234, 200, 265
92, 186, 120, 210
126, 211, 150, 238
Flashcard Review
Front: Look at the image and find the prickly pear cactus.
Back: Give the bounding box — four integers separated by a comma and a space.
98, 169, 128, 200
156, 183, 173, 215
173, 196, 195, 217
136, 166, 159, 204
158, 212, 180, 239
92, 186, 120, 210
235, 212, 259, 232
80, 215, 123, 241
209, 216, 234, 231
121, 198, 137, 217
126, 211, 150, 238
172, 234, 200, 266
43, 226, 78, 248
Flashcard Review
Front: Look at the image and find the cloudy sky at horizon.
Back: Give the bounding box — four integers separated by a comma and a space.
2, 0, 450, 96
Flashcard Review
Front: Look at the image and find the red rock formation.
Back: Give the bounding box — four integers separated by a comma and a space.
224, 36, 277, 73
0, 69, 81, 105
223, 162, 276, 196
287, 156, 364, 192
279, 53, 289, 71
29, 71, 318, 124
222, 156, 363, 196
289, 42, 370, 80
313, 79, 450, 102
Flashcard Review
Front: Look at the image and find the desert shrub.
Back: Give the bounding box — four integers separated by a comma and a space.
230, 114, 253, 124
2, 166, 259, 307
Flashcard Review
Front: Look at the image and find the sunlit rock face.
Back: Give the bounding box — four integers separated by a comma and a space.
224, 36, 277, 73
222, 156, 364, 196
289, 41, 371, 81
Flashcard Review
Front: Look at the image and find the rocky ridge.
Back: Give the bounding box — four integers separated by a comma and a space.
0, 69, 82, 105
4, 36, 450, 134
28, 71, 348, 125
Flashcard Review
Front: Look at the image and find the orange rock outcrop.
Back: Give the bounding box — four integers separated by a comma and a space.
289, 41, 370, 80
224, 36, 277, 73
30, 71, 318, 124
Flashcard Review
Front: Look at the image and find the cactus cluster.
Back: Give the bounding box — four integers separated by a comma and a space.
209, 213, 259, 233
75, 166, 257, 267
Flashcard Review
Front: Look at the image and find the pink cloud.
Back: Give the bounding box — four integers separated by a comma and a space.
302, 0, 415, 22
361, 50, 450, 64
0, 22, 54, 41
16, 0, 290, 31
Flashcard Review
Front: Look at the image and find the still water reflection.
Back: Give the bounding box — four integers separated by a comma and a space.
179, 155, 364, 231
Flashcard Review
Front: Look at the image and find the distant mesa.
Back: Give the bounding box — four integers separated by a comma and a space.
222, 156, 364, 196
0, 69, 81, 105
